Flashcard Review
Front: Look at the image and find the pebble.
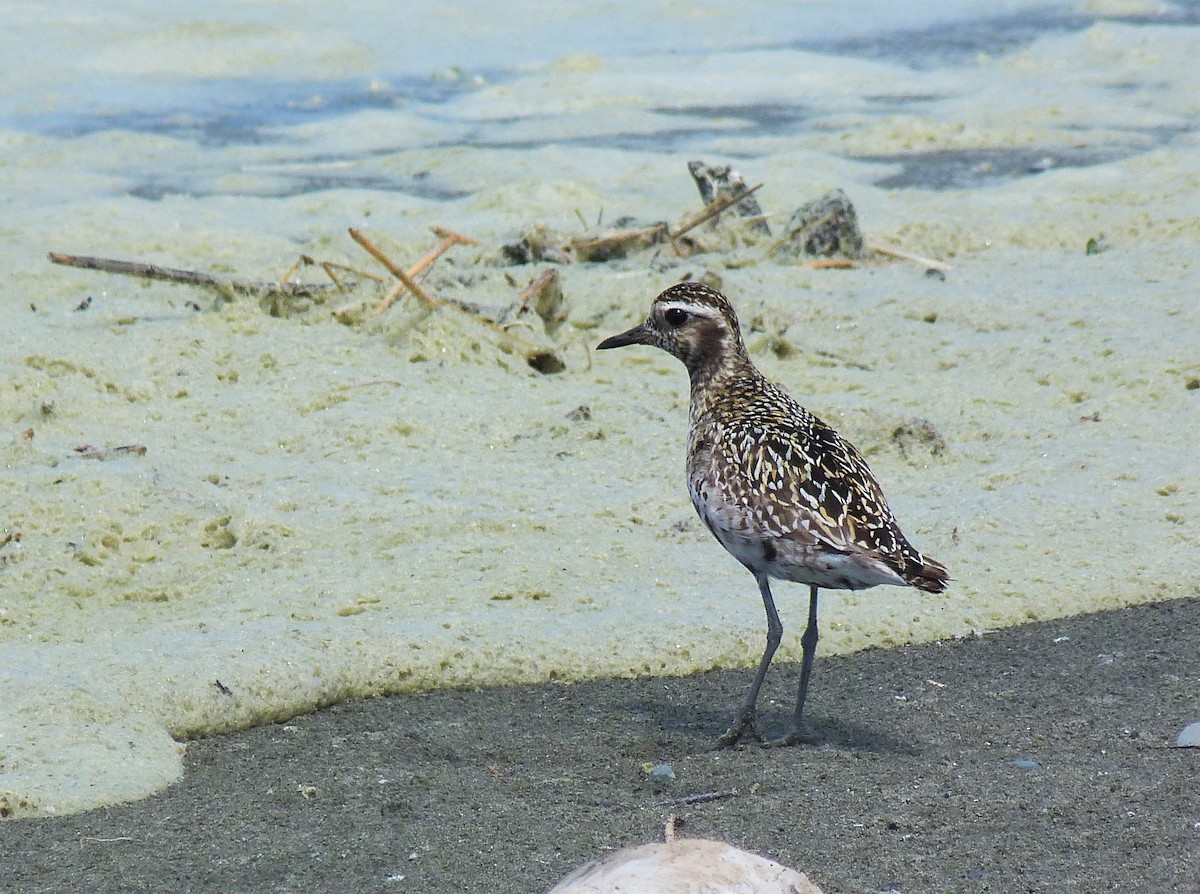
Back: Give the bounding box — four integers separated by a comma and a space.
646, 763, 676, 784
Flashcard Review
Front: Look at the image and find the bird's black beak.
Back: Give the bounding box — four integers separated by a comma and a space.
596, 321, 652, 350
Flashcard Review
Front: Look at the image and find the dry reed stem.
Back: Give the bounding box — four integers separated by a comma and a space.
869, 243, 953, 271
372, 228, 479, 315
279, 257, 304, 285
346, 228, 548, 357
348, 228, 443, 310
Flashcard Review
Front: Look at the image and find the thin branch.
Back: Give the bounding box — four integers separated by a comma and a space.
869, 242, 953, 271
47, 252, 335, 298
372, 227, 480, 315
664, 789, 740, 807
347, 229, 442, 309
345, 229, 552, 359
320, 260, 388, 284
670, 183, 764, 241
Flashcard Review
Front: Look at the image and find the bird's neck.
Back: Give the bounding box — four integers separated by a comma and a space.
687, 347, 762, 415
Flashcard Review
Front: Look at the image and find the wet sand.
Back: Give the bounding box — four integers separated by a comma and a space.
6, 596, 1197, 893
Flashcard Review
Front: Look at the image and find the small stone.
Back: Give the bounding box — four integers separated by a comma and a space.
644, 762, 676, 784
1009, 758, 1042, 770
770, 189, 865, 261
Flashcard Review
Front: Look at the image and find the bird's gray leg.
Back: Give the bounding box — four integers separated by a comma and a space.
766, 584, 821, 747
716, 573, 780, 748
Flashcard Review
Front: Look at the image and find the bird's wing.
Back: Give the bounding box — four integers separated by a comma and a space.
713, 409, 908, 564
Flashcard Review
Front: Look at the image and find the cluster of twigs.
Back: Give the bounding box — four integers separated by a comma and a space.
565, 183, 765, 262
43, 178, 779, 375
46, 165, 951, 374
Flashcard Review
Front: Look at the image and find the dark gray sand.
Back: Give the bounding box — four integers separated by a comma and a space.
7, 598, 1198, 893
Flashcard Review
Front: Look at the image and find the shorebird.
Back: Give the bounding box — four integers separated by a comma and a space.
597, 282, 948, 746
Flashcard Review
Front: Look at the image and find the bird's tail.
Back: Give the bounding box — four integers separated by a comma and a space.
906, 554, 949, 593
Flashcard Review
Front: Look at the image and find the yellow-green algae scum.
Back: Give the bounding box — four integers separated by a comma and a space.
3, 19, 1200, 817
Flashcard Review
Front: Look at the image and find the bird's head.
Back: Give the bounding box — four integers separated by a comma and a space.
596, 282, 747, 376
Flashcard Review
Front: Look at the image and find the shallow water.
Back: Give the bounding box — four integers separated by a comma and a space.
2, 0, 1198, 816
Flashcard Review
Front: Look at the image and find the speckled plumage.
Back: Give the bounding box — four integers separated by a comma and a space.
598, 282, 948, 746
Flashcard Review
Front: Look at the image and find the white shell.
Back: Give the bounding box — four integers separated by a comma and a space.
1174, 721, 1200, 747
546, 838, 824, 894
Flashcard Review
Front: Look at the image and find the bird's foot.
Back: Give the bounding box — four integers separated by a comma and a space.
714, 711, 764, 749
762, 726, 822, 748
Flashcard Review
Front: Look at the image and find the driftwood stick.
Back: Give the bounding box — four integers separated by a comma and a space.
329, 236, 459, 319
687, 161, 771, 235
568, 224, 668, 261
281, 255, 352, 293
47, 252, 334, 298
670, 183, 764, 241
517, 269, 559, 313
869, 243, 953, 271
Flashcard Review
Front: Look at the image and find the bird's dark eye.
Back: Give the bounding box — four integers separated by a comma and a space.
663, 308, 688, 327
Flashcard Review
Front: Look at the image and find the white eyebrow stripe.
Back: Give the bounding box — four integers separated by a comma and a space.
658, 301, 722, 319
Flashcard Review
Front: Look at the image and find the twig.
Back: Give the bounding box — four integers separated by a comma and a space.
346, 229, 554, 362
806, 259, 857, 270
372, 227, 479, 315
347, 229, 442, 310
316, 262, 349, 292
869, 243, 953, 272
670, 184, 764, 241
47, 252, 335, 298
430, 225, 480, 247
278, 256, 306, 285
321, 260, 388, 284
663, 789, 739, 807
